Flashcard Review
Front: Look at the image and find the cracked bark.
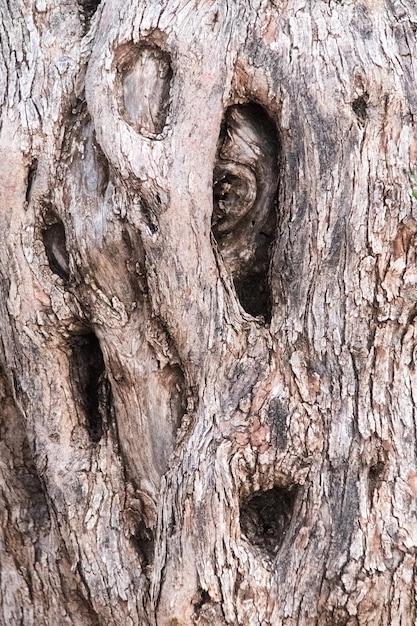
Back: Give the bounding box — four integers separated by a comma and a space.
1, 1, 417, 625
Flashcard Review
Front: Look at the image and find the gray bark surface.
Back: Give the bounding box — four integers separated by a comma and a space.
1, 0, 417, 624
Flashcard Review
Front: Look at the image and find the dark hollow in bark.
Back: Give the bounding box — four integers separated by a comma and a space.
69, 332, 112, 443
141, 197, 159, 234
240, 486, 297, 557
130, 520, 155, 570
42, 221, 70, 282
368, 459, 386, 506
233, 260, 274, 321
212, 103, 280, 323
25, 159, 37, 204
352, 93, 369, 124
77, 0, 101, 22
192, 589, 225, 624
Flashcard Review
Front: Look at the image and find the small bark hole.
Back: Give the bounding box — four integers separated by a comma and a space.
192, 589, 224, 624
240, 486, 297, 556
194, 590, 211, 610
25, 159, 37, 204
77, 0, 101, 21
130, 521, 155, 570
212, 104, 280, 323
368, 460, 385, 504
352, 93, 369, 123
69, 332, 112, 443
42, 221, 70, 281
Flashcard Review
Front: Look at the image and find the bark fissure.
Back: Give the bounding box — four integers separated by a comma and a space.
69, 331, 112, 443
41, 221, 70, 282
25, 159, 37, 205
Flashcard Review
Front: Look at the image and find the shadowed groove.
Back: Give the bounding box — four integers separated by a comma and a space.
69, 332, 113, 443
212, 103, 280, 323
42, 221, 70, 282
25, 159, 37, 204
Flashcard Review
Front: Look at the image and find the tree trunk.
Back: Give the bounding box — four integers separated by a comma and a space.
1, 1, 417, 624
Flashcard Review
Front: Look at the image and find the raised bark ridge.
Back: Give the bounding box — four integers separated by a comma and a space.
1, 1, 417, 625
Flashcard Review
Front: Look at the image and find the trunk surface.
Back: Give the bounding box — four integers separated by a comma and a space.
1, 1, 417, 624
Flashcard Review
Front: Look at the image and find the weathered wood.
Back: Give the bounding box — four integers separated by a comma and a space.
1, 0, 417, 624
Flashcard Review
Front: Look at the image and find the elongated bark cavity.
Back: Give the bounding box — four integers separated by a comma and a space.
212, 103, 280, 322
42, 220, 70, 282
25, 160, 37, 204
69, 331, 112, 443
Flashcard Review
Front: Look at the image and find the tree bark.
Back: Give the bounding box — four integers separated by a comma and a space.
1, 0, 417, 624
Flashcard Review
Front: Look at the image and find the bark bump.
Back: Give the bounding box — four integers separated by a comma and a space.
118, 45, 173, 137
212, 104, 280, 322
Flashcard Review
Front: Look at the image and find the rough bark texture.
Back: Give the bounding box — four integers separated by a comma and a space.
1, 0, 417, 624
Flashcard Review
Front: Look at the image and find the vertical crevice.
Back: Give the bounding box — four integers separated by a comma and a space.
368, 451, 387, 507
25, 159, 37, 204
130, 521, 155, 571
352, 92, 369, 124
212, 103, 280, 323
42, 220, 70, 282
69, 332, 112, 443
93, 135, 110, 199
